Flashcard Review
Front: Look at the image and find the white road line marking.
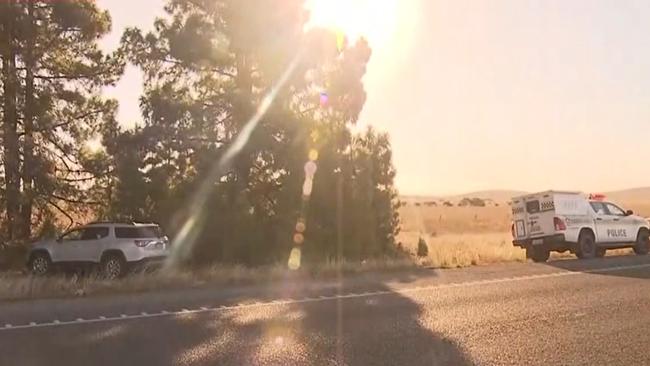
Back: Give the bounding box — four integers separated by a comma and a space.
3, 262, 650, 332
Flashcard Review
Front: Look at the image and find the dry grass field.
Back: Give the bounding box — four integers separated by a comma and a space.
398, 196, 650, 268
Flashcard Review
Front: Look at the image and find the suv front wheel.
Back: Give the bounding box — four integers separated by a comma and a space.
101, 253, 127, 279
634, 230, 649, 255
29, 252, 52, 276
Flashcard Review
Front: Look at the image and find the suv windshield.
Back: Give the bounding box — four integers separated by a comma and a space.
114, 226, 162, 239
590, 202, 606, 215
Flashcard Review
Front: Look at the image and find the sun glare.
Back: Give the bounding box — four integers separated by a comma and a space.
85, 136, 104, 154
305, 0, 400, 47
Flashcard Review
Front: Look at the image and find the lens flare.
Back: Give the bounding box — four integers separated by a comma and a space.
295, 220, 306, 233
288, 247, 301, 270
293, 233, 305, 245
310, 130, 320, 142
308, 149, 319, 161
304, 161, 317, 177
319, 92, 329, 107
302, 179, 314, 197
336, 31, 345, 52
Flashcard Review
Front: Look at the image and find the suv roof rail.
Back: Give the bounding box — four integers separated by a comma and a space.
85, 220, 135, 225
84, 220, 160, 226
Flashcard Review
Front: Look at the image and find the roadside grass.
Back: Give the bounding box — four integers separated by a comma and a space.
2, 199, 645, 302
399, 231, 527, 268
0, 257, 419, 302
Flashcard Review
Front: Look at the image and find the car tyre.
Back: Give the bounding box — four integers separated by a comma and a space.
101, 254, 127, 280
577, 232, 596, 259
29, 252, 52, 276
633, 230, 649, 256
528, 246, 550, 263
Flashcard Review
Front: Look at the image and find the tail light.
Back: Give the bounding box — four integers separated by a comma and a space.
511, 223, 515, 238
554, 217, 566, 231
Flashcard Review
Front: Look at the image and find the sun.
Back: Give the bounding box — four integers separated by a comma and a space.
305, 0, 400, 47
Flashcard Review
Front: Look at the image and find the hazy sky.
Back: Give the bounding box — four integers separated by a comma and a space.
98, 0, 650, 196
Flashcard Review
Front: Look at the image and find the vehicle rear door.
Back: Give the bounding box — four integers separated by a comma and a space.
76, 226, 110, 262
511, 198, 528, 240
523, 196, 554, 239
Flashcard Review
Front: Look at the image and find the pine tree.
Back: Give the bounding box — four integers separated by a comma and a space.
0, 0, 124, 241
114, 0, 397, 266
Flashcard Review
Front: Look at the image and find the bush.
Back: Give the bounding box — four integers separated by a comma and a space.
0, 243, 28, 271
417, 237, 429, 257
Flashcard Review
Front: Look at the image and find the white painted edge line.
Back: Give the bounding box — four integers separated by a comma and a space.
3, 262, 650, 332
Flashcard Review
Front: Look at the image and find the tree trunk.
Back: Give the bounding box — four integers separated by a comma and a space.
1, 1, 21, 241
19, 0, 36, 239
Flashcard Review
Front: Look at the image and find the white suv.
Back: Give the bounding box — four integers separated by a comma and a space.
27, 222, 169, 278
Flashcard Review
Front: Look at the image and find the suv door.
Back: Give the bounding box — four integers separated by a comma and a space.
603, 202, 637, 242
590, 202, 616, 243
76, 226, 110, 262
55, 228, 90, 262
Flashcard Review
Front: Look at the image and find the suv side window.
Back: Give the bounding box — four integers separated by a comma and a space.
604, 203, 626, 216
80, 227, 109, 240
115, 226, 162, 238
590, 202, 606, 215
61, 229, 85, 241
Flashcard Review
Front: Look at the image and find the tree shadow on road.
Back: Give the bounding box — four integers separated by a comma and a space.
2, 269, 474, 366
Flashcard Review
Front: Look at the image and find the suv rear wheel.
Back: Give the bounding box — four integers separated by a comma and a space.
29, 252, 52, 276
527, 246, 550, 263
576, 231, 596, 259
101, 253, 127, 279
634, 230, 649, 255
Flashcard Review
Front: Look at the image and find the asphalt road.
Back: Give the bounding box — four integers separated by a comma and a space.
2, 255, 650, 365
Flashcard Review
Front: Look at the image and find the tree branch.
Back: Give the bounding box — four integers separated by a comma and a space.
211, 68, 236, 78
50, 193, 101, 206
34, 66, 114, 81
46, 199, 75, 231
23, 109, 107, 136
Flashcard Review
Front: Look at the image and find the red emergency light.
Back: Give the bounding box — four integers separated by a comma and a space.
588, 193, 606, 201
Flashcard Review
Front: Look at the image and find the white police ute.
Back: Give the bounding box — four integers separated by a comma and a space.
511, 191, 650, 262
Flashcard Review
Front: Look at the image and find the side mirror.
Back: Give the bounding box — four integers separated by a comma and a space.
626, 209, 634, 216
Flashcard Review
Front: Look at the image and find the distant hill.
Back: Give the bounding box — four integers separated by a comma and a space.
604, 187, 650, 203
402, 187, 650, 204
401, 190, 526, 204
444, 190, 528, 203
